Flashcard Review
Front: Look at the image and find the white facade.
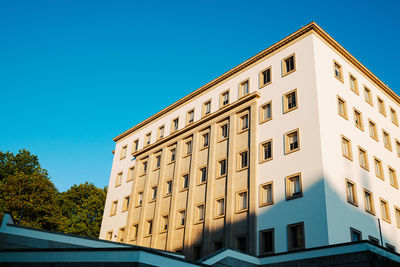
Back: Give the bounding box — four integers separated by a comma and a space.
100, 23, 400, 257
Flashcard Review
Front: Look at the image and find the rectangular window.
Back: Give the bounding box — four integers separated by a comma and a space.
202, 132, 209, 148
364, 189, 375, 215
282, 54, 296, 76
219, 122, 228, 141
397, 140, 400, 158
380, 198, 391, 223
193, 245, 202, 260
115, 172, 123, 187
382, 130, 392, 150
185, 140, 192, 155
133, 139, 139, 152
358, 147, 369, 171
260, 101, 272, 123
141, 161, 148, 175
341, 135, 353, 160
368, 120, 378, 141
364, 86, 373, 105
346, 179, 358, 206
238, 150, 248, 170
169, 148, 176, 163
260, 229, 274, 254
122, 196, 130, 212
158, 125, 165, 139
388, 167, 398, 189
110, 200, 118, 216
353, 108, 364, 131
203, 100, 211, 117
120, 145, 127, 159
151, 186, 157, 201
166, 180, 172, 195
131, 225, 138, 240
286, 173, 302, 200
260, 182, 273, 207
161, 215, 168, 232
333, 60, 343, 82
285, 129, 300, 154
287, 222, 305, 250
369, 236, 379, 245
237, 190, 248, 211
220, 90, 229, 107
239, 113, 249, 131
386, 243, 396, 252
283, 89, 298, 113
349, 74, 359, 94
178, 210, 186, 227
239, 79, 249, 97
337, 96, 348, 119
127, 167, 135, 182
187, 109, 194, 124
377, 97, 386, 116
395, 207, 400, 228
199, 166, 207, 184
172, 118, 179, 132
146, 220, 153, 235
259, 67, 272, 88
350, 228, 362, 242
213, 241, 223, 252
137, 192, 143, 206
117, 227, 125, 242
182, 174, 189, 190
236, 236, 247, 252
196, 204, 205, 222
374, 157, 384, 180
106, 231, 113, 241
260, 139, 273, 163
145, 133, 151, 146
216, 198, 225, 217
217, 158, 227, 178
390, 107, 399, 125
155, 155, 161, 169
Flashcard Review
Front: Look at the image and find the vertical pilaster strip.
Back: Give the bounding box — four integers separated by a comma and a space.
136, 156, 152, 244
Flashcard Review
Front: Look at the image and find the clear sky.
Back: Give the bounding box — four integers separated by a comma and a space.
1, 0, 399, 192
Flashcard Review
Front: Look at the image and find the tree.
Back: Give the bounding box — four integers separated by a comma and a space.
58, 182, 107, 238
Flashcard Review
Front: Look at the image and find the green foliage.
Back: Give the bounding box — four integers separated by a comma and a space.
0, 149, 106, 238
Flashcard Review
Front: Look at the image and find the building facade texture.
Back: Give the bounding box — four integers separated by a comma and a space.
99, 22, 400, 260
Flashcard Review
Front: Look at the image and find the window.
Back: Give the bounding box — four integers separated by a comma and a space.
382, 130, 392, 150
333, 60, 343, 82
259, 67, 272, 88
239, 113, 249, 131
172, 118, 179, 132
193, 245, 202, 260
364, 189, 375, 215
131, 224, 138, 240
187, 109, 194, 124
349, 74, 359, 94
145, 133, 151, 146
368, 236, 379, 245
239, 79, 249, 97
115, 172, 123, 187
260, 101, 272, 123
237, 190, 248, 211
390, 108, 399, 125
283, 89, 298, 113
287, 222, 305, 250
122, 196, 130, 212
282, 54, 296, 76
161, 215, 168, 232
364, 86, 373, 105
151, 186, 157, 201
353, 108, 364, 131
260, 182, 273, 207
219, 122, 228, 141
377, 97, 386, 116
337, 96, 348, 119
106, 231, 113, 241
286, 173, 302, 200
358, 147, 369, 171
146, 220, 153, 236
133, 139, 139, 153
388, 167, 398, 189
185, 140, 192, 155
110, 200, 118, 216
169, 148, 176, 163
182, 174, 189, 190
284, 129, 300, 154
374, 157, 384, 180
368, 120, 378, 141
117, 227, 125, 242
386, 243, 396, 252
155, 154, 161, 169
137, 192, 143, 206
177, 210, 186, 227
238, 150, 248, 170
346, 179, 358, 206
158, 125, 165, 139
216, 198, 225, 217
260, 139, 272, 163
260, 229, 274, 254
203, 100, 211, 117
202, 132, 209, 148
196, 204, 205, 222
236, 236, 247, 252
166, 180, 172, 195
220, 90, 229, 107
395, 207, 400, 228
120, 145, 127, 159
380, 198, 391, 223
141, 161, 148, 175
127, 167, 134, 182
217, 158, 227, 178
341, 135, 353, 160
213, 241, 223, 252
199, 166, 207, 184
350, 228, 362, 242
397, 140, 400, 157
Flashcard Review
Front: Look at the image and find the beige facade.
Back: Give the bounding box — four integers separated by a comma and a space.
100, 22, 400, 260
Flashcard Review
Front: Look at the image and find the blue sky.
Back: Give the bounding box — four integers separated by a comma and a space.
1, 0, 399, 192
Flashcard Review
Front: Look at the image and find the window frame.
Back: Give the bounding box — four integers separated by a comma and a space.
168, 146, 176, 164
380, 198, 391, 224
218, 121, 229, 142
353, 107, 364, 131
377, 97, 386, 116
154, 153, 161, 170
349, 74, 359, 95
217, 158, 227, 179
395, 206, 400, 229
390, 107, 399, 126
363, 189, 375, 215
396, 139, 400, 158
350, 227, 362, 242
120, 145, 128, 160
237, 149, 249, 171
177, 209, 186, 228
345, 179, 358, 207
184, 139, 192, 157
382, 129, 392, 151
160, 214, 169, 233
259, 181, 274, 207
373, 156, 384, 180
181, 173, 189, 191
136, 192, 143, 207
200, 130, 210, 149
202, 100, 212, 117
358, 146, 369, 171
117, 227, 125, 242
259, 139, 273, 163
122, 195, 130, 212
285, 173, 303, 200
368, 119, 379, 142
236, 189, 248, 213
219, 89, 230, 108
186, 109, 195, 125
284, 129, 300, 155
145, 219, 153, 236
157, 125, 165, 139
132, 139, 139, 153
287, 222, 305, 251
238, 79, 250, 98
198, 166, 208, 185
259, 66, 272, 88
333, 60, 343, 82
150, 186, 157, 202
115, 172, 123, 187
238, 111, 249, 133
145, 132, 151, 146
165, 179, 173, 196
259, 228, 275, 255
283, 89, 298, 114
171, 117, 179, 133
259, 101, 272, 124
215, 197, 225, 219
364, 86, 373, 106
341, 135, 353, 161
140, 160, 148, 176
337, 95, 348, 120
282, 53, 296, 77
195, 203, 205, 223
388, 166, 398, 189
110, 200, 118, 216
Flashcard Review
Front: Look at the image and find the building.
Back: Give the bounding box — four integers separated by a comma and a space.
99, 22, 400, 260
